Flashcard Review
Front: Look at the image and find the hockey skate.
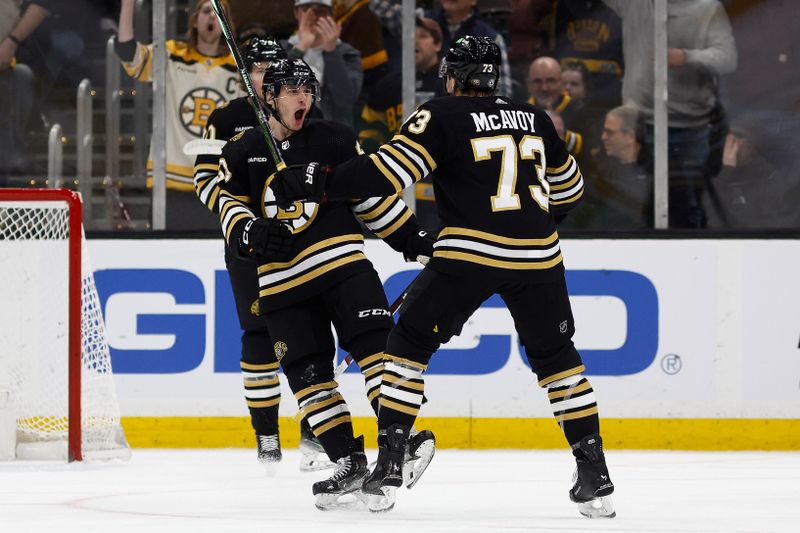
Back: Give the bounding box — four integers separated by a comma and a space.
299, 418, 335, 472
256, 434, 282, 476
569, 434, 616, 519
312, 436, 369, 511
362, 424, 409, 513
404, 428, 436, 489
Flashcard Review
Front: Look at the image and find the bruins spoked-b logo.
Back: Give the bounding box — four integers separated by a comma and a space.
263, 175, 319, 234
274, 341, 288, 361
180, 87, 226, 136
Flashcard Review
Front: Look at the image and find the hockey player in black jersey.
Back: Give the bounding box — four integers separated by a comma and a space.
216, 57, 436, 510
271, 36, 616, 518
190, 37, 332, 474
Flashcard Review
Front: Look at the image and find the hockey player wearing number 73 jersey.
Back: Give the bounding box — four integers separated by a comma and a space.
271, 36, 616, 517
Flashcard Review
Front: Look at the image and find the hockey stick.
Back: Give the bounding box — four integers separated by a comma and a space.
209, 0, 285, 170
332, 271, 420, 378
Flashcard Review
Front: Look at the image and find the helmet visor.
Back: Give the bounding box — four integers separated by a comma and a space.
274, 76, 320, 100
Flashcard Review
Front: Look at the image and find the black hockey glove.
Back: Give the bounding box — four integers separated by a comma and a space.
271, 162, 330, 208
403, 230, 435, 265
240, 218, 293, 262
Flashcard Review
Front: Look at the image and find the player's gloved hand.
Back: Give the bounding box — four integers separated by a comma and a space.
240, 218, 293, 262
271, 162, 330, 208
403, 230, 435, 265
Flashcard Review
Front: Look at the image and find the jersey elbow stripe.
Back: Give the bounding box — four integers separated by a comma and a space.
368, 153, 405, 193
355, 196, 396, 222
393, 135, 437, 171
383, 145, 422, 182
549, 171, 582, 193
546, 155, 575, 176
350, 196, 384, 214
394, 142, 431, 178
375, 151, 416, 189
550, 185, 584, 206
372, 208, 412, 239
362, 199, 409, 235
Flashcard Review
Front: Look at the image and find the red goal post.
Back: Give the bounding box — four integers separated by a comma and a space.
0, 189, 130, 461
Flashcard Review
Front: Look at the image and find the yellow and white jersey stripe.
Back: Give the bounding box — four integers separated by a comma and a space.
433, 227, 563, 271
365, 134, 438, 195
219, 191, 255, 243
547, 154, 584, 207
256, 234, 368, 298
350, 194, 414, 239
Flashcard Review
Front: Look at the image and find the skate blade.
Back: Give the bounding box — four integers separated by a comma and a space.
577, 495, 616, 519
315, 490, 368, 511
299, 456, 335, 472
367, 486, 397, 513
300, 442, 335, 472
259, 460, 279, 477
404, 439, 435, 489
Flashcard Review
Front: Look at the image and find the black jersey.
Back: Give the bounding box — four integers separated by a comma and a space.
218, 120, 419, 310
194, 97, 260, 213
327, 95, 585, 283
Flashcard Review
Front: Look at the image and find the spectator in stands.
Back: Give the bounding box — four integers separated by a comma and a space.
705, 112, 800, 229
229, 2, 295, 40
115, 0, 243, 230
367, 0, 403, 72
332, 0, 388, 98
526, 56, 588, 158
551, 0, 623, 111
430, 0, 512, 97
564, 105, 652, 230
507, 0, 553, 100
561, 60, 588, 103
0, 0, 48, 180
284, 0, 363, 128
359, 17, 444, 149
358, 16, 446, 233
603, 0, 737, 229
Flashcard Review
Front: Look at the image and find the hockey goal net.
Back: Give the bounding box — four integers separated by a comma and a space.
0, 189, 130, 461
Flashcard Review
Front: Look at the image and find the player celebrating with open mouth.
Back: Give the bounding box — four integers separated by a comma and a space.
216, 58, 436, 510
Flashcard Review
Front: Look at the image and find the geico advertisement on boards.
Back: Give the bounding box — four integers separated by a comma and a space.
88, 239, 800, 420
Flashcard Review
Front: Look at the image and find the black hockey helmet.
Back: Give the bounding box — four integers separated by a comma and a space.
242, 37, 287, 68
439, 35, 501, 92
261, 58, 319, 102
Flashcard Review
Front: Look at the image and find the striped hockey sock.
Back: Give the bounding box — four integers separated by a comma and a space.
546, 374, 600, 446
241, 360, 280, 434
378, 355, 427, 429
357, 352, 385, 417
295, 381, 355, 461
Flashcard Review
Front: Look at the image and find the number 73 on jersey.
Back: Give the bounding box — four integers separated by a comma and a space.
471, 135, 549, 213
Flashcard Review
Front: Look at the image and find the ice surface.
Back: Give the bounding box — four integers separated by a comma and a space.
2, 449, 798, 532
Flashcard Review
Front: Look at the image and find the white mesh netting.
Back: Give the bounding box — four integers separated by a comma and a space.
0, 198, 130, 460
